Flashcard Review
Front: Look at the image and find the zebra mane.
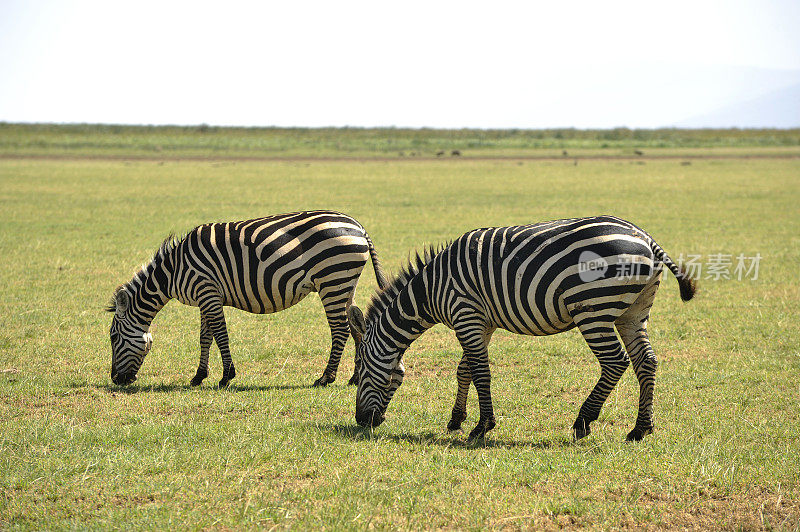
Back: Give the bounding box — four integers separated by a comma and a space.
364, 242, 449, 324
104, 233, 180, 312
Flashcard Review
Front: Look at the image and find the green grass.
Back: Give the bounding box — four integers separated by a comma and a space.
1, 151, 799, 529
2, 122, 800, 159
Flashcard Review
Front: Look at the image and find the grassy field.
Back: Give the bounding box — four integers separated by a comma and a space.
0, 132, 799, 529
2, 122, 800, 159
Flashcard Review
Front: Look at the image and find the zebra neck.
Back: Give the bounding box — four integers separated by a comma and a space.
377, 276, 435, 350
129, 259, 173, 326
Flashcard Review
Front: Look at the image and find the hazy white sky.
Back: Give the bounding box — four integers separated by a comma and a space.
1, 0, 799, 128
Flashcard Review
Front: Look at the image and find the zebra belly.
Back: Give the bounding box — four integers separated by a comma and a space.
497, 317, 577, 337
491, 298, 575, 337
480, 268, 653, 336
227, 275, 315, 314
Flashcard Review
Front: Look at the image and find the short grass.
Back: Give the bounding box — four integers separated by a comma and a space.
0, 152, 799, 529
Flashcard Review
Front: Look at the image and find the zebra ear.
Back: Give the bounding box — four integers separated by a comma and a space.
348, 305, 366, 343
114, 290, 130, 315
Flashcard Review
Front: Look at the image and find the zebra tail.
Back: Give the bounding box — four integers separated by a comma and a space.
365, 234, 389, 290
650, 241, 697, 302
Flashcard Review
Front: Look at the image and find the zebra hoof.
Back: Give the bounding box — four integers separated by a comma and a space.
218, 365, 236, 387
312, 374, 334, 387
347, 373, 359, 386
190, 368, 207, 386
625, 426, 653, 442
572, 418, 591, 440
447, 408, 467, 431
467, 416, 496, 441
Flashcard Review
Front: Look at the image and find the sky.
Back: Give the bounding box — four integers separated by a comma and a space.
1, 0, 799, 129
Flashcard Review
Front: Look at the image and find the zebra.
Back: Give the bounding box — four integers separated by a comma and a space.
347, 215, 696, 442
106, 210, 388, 388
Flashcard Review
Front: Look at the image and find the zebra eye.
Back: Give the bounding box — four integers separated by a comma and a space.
110, 331, 120, 343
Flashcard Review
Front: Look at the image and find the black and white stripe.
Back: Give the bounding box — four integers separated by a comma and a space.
348, 215, 695, 442
107, 210, 387, 387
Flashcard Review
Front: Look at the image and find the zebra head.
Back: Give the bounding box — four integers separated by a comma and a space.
348, 305, 405, 428
106, 287, 152, 385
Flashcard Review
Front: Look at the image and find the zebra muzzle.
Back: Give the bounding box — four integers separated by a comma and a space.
111, 372, 137, 386
355, 408, 385, 428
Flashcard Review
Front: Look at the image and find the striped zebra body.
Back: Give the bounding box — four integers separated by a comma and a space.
107, 210, 387, 387
348, 215, 695, 442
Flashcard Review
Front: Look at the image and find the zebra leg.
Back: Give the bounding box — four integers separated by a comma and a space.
618, 323, 657, 441
447, 353, 471, 431
455, 324, 496, 441
312, 293, 352, 387
190, 312, 213, 386
200, 296, 236, 387
572, 320, 630, 440
616, 276, 661, 441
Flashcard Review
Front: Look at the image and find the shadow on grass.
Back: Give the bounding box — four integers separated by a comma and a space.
90, 382, 314, 394
322, 421, 573, 450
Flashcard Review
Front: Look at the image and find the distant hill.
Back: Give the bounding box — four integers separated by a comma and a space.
676, 84, 800, 128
